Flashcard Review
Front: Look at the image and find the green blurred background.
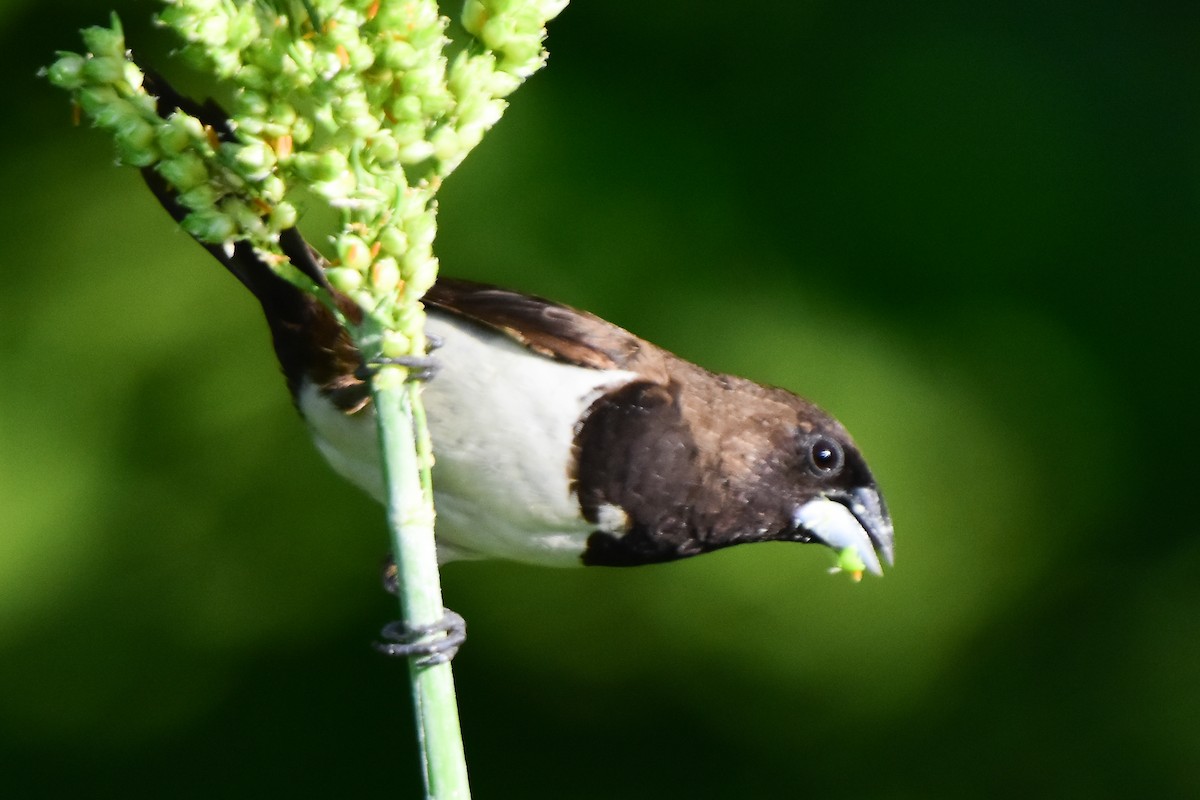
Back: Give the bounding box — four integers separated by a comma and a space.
2, 0, 1196, 796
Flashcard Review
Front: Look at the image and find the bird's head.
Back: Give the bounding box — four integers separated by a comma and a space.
777, 418, 894, 578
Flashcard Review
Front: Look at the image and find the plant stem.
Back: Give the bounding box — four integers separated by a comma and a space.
371, 364, 470, 800
47, 3, 572, 795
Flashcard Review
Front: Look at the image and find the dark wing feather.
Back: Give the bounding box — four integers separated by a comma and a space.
424, 278, 667, 380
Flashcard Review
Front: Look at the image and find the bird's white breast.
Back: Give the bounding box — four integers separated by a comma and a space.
298, 312, 638, 566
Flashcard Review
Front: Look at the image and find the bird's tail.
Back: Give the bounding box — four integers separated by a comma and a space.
139, 71, 365, 408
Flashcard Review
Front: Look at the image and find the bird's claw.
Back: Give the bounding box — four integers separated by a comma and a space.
355, 354, 440, 382
374, 609, 466, 666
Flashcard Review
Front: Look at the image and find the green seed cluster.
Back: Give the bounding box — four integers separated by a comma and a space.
45, 0, 567, 352
45, 16, 285, 246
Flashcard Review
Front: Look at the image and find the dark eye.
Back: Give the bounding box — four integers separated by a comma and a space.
805, 436, 844, 476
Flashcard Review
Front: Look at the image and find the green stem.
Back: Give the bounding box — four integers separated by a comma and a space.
47, 4, 570, 795
370, 364, 470, 800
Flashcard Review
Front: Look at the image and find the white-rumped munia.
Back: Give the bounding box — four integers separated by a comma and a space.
140, 79, 894, 582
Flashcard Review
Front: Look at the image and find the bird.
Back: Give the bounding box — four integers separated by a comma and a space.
304, 275, 894, 575
137, 80, 894, 581
147, 179, 893, 577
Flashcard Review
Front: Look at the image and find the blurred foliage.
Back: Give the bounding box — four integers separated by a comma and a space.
1, 0, 1197, 797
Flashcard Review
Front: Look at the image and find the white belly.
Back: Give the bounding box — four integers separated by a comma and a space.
298, 313, 637, 566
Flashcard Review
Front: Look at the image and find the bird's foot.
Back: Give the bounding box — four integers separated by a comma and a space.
377, 559, 465, 664
374, 609, 466, 666
356, 333, 443, 382
355, 354, 440, 382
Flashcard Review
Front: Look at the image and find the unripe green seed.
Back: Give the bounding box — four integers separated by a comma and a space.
317, 150, 351, 180
233, 115, 265, 135
347, 113, 381, 138
173, 0, 219, 15
398, 140, 435, 164
237, 90, 269, 118
338, 235, 372, 272
81, 21, 124, 60
182, 208, 236, 243
375, 0, 439, 32
495, 30, 543, 72
114, 116, 158, 163
381, 329, 412, 359
123, 61, 144, 92
158, 152, 210, 191
128, 92, 159, 119
227, 6, 260, 50
156, 128, 188, 158
290, 117, 314, 145
448, 52, 489, 97
77, 85, 119, 117
455, 120, 487, 152
154, 6, 193, 36
403, 257, 438, 302
157, 115, 194, 155
488, 70, 523, 98
383, 40, 419, 71
117, 143, 160, 168
293, 149, 349, 183
348, 43, 377, 72
336, 91, 378, 136
401, 65, 444, 99
267, 102, 297, 128
407, 20, 446, 51
313, 49, 343, 79
365, 132, 397, 165
430, 126, 459, 163
176, 184, 221, 211
260, 175, 286, 203
370, 256, 401, 293
230, 140, 276, 180
222, 198, 266, 238
326, 267, 364, 293
833, 547, 867, 581
45, 53, 87, 90
312, 172, 358, 202
405, 210, 437, 251
390, 121, 426, 147
237, 65, 268, 91
90, 96, 137, 130
326, 267, 362, 296
268, 201, 298, 232
196, 15, 229, 48
378, 226, 408, 257
461, 1, 489, 36
390, 94, 423, 123
421, 87, 453, 117
394, 304, 422, 335
82, 55, 126, 86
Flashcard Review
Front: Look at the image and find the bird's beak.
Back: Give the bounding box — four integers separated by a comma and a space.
792, 487, 895, 576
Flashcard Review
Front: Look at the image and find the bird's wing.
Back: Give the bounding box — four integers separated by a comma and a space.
424, 278, 668, 379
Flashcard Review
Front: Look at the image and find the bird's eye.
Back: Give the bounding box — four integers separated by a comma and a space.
805, 436, 844, 476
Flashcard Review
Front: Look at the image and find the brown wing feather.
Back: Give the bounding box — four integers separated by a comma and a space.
424, 278, 668, 381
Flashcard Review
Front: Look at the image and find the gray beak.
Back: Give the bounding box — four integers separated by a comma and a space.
792, 487, 895, 576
